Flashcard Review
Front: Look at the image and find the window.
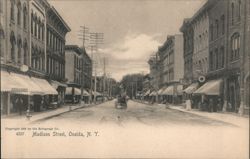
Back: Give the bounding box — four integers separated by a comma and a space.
23, 6, 27, 29
220, 46, 224, 68
17, 38, 22, 64
23, 41, 28, 65
215, 20, 219, 38
215, 48, 219, 70
31, 13, 33, 34
239, 0, 241, 20
221, 15, 225, 35
17, 2, 21, 25
209, 51, 214, 71
210, 24, 214, 41
232, 3, 234, 25
10, 0, 14, 21
231, 33, 240, 61
0, 26, 4, 57
10, 32, 16, 62
34, 17, 37, 37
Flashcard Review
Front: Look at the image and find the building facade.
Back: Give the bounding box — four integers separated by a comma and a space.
190, 1, 211, 79
1, 0, 70, 115
39, 0, 71, 105
180, 19, 194, 87
226, 0, 249, 114
65, 45, 83, 102
158, 35, 184, 87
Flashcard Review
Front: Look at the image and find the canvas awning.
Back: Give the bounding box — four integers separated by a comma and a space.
158, 87, 166, 95
149, 91, 157, 96
1, 71, 27, 93
183, 83, 199, 94
144, 90, 151, 96
162, 86, 174, 95
82, 89, 90, 96
50, 80, 67, 89
193, 79, 223, 95
31, 77, 58, 95
176, 85, 184, 95
10, 73, 44, 95
66, 87, 81, 95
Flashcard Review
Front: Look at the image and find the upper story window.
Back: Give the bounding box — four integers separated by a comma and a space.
221, 15, 225, 35
215, 19, 219, 38
10, 0, 15, 21
23, 6, 27, 29
210, 24, 214, 41
17, 2, 21, 26
238, 0, 241, 20
31, 13, 33, 34
231, 3, 235, 25
10, 31, 16, 62
231, 33, 240, 61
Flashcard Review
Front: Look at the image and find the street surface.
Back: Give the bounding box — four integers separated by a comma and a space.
2, 100, 249, 159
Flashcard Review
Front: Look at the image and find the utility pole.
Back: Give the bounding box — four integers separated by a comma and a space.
103, 57, 106, 96
78, 25, 89, 103
89, 32, 104, 104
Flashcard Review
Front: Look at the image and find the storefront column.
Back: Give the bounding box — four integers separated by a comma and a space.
7, 93, 10, 115
222, 78, 227, 112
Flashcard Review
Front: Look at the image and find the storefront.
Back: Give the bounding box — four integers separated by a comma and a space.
193, 79, 223, 112
65, 87, 81, 104
1, 70, 58, 115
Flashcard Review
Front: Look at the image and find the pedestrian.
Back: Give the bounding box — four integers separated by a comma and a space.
16, 97, 24, 115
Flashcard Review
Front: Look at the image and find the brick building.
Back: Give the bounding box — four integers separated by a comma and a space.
1, 0, 70, 115
180, 18, 194, 87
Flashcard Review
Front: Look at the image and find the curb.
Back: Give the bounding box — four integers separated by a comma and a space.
30, 101, 109, 123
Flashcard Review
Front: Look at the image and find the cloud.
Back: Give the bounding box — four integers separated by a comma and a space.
97, 33, 160, 81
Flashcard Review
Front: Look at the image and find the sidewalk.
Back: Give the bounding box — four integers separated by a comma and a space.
168, 105, 249, 128
1, 103, 96, 123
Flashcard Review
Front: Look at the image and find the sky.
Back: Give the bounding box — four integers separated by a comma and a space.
48, 0, 206, 81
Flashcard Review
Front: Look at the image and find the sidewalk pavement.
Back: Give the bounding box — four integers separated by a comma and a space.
1, 102, 98, 123
168, 105, 249, 128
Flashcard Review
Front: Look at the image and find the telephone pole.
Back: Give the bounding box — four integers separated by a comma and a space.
88, 32, 104, 104
78, 25, 89, 103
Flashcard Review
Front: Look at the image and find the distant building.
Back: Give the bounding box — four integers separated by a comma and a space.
158, 35, 184, 87
65, 45, 84, 103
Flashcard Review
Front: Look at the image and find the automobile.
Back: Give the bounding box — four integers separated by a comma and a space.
115, 95, 127, 109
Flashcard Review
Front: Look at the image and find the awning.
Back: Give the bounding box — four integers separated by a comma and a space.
158, 87, 167, 95
162, 86, 174, 95
193, 79, 223, 95
82, 89, 90, 96
50, 80, 67, 89
31, 77, 58, 95
10, 73, 44, 95
66, 87, 81, 95
144, 90, 151, 96
149, 91, 157, 96
183, 83, 199, 94
94, 91, 102, 96
1, 71, 27, 92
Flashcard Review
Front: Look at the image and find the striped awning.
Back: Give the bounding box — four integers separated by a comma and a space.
144, 90, 151, 96
31, 77, 58, 95
162, 86, 174, 95
183, 83, 199, 94
149, 91, 157, 96
82, 89, 90, 96
1, 71, 27, 93
193, 79, 222, 95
